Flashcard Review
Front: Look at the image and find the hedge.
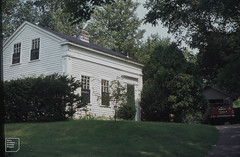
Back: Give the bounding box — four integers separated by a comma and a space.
4, 74, 85, 123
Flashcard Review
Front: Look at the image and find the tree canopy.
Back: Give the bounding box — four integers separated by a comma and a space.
140, 42, 207, 122
2, 0, 109, 40
135, 34, 171, 64
86, 0, 145, 57
144, 0, 240, 97
63, 0, 114, 24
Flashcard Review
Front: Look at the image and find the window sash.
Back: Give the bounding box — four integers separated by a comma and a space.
12, 43, 21, 64
81, 76, 90, 103
81, 76, 90, 89
31, 38, 40, 60
102, 92, 110, 106
32, 38, 40, 50
12, 53, 20, 64
81, 89, 90, 104
30, 49, 39, 60
101, 80, 109, 92
101, 80, 109, 106
14, 43, 21, 54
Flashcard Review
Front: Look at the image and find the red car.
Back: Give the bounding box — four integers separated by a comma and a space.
203, 103, 235, 124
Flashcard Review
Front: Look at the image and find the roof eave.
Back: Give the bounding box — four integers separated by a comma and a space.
63, 41, 144, 67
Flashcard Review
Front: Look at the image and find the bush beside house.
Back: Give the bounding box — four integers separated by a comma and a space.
4, 74, 85, 123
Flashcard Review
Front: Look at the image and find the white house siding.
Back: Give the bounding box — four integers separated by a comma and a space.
3, 21, 143, 121
3, 24, 66, 81
67, 45, 143, 120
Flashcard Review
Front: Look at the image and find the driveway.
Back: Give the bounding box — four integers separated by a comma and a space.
206, 124, 240, 157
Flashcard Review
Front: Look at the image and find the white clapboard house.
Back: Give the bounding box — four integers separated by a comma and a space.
3, 21, 143, 121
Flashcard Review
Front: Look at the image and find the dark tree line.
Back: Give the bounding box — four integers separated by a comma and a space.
140, 41, 207, 122
144, 0, 240, 98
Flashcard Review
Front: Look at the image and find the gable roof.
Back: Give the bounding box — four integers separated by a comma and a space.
3, 21, 64, 49
4, 21, 143, 66
37, 24, 143, 66
203, 86, 235, 100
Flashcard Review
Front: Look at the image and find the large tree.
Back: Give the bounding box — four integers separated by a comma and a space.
86, 0, 145, 57
135, 34, 171, 64
2, 0, 35, 40
63, 0, 114, 24
140, 42, 207, 122
2, 0, 94, 40
144, 0, 240, 94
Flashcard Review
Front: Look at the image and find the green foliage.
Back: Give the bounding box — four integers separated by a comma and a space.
233, 98, 240, 108
2, 0, 85, 40
101, 92, 110, 107
135, 34, 171, 64
64, 0, 114, 24
117, 84, 136, 120
144, 0, 240, 94
117, 104, 136, 120
109, 80, 127, 106
107, 80, 136, 120
108, 80, 127, 121
144, 0, 239, 45
4, 74, 85, 123
86, 0, 145, 57
2, 0, 37, 39
140, 43, 207, 122
126, 84, 135, 106
51, 4, 86, 36
216, 54, 240, 98
182, 112, 203, 124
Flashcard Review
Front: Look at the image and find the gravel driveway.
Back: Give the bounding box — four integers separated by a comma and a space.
206, 124, 240, 157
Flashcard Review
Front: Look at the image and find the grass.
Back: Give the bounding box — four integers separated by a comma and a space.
4, 120, 218, 157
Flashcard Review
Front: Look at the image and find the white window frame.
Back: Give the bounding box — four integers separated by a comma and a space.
81, 75, 91, 104
101, 79, 110, 106
12, 43, 21, 64
30, 38, 40, 61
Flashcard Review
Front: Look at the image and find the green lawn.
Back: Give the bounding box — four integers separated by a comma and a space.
5, 120, 218, 157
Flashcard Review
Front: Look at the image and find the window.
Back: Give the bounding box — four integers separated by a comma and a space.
101, 80, 109, 106
12, 43, 21, 64
31, 38, 40, 60
81, 76, 90, 104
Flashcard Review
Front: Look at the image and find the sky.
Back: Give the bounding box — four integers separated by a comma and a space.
135, 0, 175, 41
135, 0, 197, 53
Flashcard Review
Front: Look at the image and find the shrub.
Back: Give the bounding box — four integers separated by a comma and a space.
4, 74, 85, 123
117, 103, 136, 120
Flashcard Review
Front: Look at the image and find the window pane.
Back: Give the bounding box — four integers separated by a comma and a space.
102, 92, 110, 106
31, 49, 39, 60
101, 80, 109, 106
32, 38, 40, 50
81, 89, 90, 104
81, 76, 90, 103
81, 76, 90, 89
12, 43, 21, 64
31, 38, 40, 60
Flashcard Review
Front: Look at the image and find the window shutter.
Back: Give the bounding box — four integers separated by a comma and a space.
127, 84, 135, 106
